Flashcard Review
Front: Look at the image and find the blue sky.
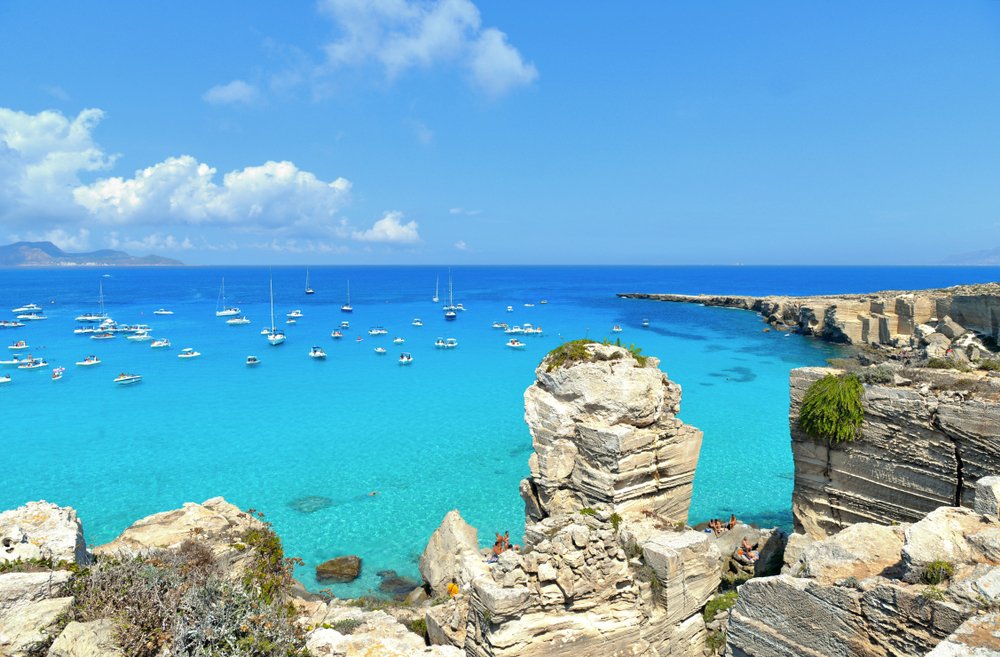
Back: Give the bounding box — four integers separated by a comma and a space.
1, 1, 999, 264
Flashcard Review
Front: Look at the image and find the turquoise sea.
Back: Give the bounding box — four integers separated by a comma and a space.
3, 266, 998, 595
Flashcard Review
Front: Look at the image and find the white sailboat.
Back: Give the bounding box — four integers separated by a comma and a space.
215, 278, 241, 317
305, 269, 315, 295
76, 280, 108, 323
267, 275, 286, 346
341, 280, 353, 313
444, 270, 457, 321
432, 276, 440, 303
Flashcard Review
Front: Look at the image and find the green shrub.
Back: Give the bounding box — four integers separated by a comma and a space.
407, 617, 428, 637
332, 619, 364, 635
860, 366, 894, 385
546, 340, 596, 371
609, 512, 622, 533
578, 507, 597, 517
703, 591, 738, 623
799, 374, 864, 444
978, 359, 1000, 371
927, 358, 968, 372
920, 586, 946, 601
920, 560, 954, 586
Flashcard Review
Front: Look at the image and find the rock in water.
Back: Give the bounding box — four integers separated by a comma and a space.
316, 555, 362, 583
288, 495, 334, 514
377, 570, 420, 600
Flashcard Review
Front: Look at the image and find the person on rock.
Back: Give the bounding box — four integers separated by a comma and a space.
447, 577, 460, 597
737, 537, 759, 564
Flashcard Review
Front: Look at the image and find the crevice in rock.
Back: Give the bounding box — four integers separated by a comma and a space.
930, 410, 964, 508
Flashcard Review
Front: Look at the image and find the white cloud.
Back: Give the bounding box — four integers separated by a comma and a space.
352, 210, 420, 243
319, 0, 535, 97
106, 232, 193, 252
203, 80, 261, 106
42, 85, 70, 101
9, 228, 91, 252
449, 207, 480, 216
454, 240, 467, 250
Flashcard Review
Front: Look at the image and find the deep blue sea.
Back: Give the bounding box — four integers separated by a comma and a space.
3, 266, 998, 595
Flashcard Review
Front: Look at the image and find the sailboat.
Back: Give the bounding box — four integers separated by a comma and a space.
266, 275, 286, 346
305, 269, 315, 295
341, 281, 353, 313
76, 281, 108, 323
215, 278, 241, 317
444, 270, 457, 321
432, 276, 440, 303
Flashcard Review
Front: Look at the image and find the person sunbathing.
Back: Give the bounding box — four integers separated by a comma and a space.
736, 538, 759, 564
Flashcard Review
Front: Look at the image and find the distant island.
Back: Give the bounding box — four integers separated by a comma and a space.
0, 241, 183, 266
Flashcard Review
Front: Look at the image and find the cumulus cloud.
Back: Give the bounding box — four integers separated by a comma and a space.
106, 232, 193, 252
454, 239, 467, 250
203, 80, 261, 106
352, 210, 420, 243
319, 0, 536, 96
8, 228, 91, 252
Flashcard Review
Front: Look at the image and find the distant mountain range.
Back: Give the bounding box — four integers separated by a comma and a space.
0, 241, 183, 267
946, 247, 1000, 266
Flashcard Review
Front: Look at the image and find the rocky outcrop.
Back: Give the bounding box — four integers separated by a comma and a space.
422, 344, 720, 657
726, 478, 1000, 657
419, 510, 488, 597
0, 570, 73, 656
620, 283, 1000, 358
790, 367, 1000, 538
0, 501, 88, 565
47, 619, 121, 657
316, 555, 362, 584
300, 601, 462, 657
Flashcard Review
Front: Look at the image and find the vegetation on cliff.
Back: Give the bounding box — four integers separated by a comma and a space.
545, 338, 648, 372
799, 373, 864, 444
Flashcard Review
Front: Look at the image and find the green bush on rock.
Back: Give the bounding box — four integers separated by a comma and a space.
799, 374, 864, 444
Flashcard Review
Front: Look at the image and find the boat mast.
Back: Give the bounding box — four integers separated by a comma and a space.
449, 269, 454, 306
269, 276, 275, 332
347, 280, 351, 306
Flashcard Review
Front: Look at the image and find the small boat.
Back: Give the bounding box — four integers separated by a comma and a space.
341, 281, 353, 313
8, 341, 29, 350
368, 327, 388, 336
506, 306, 513, 312
215, 278, 241, 317
246, 355, 260, 366
434, 337, 446, 349
0, 356, 25, 367
331, 330, 344, 339
286, 310, 303, 318
150, 339, 171, 349
412, 318, 423, 327
540, 300, 548, 305
340, 320, 350, 329
114, 373, 142, 385
286, 318, 296, 325
260, 328, 271, 335
227, 317, 251, 325
76, 355, 101, 367
153, 309, 173, 315
456, 303, 466, 311
432, 276, 440, 303
127, 331, 153, 341
18, 358, 47, 370
612, 325, 623, 333
505, 326, 524, 334
76, 281, 107, 322
73, 327, 97, 335
641, 319, 650, 328
374, 346, 387, 355
524, 303, 534, 308
0, 374, 10, 384
445, 338, 459, 349
91, 332, 115, 340
491, 322, 503, 329
393, 337, 405, 344
52, 367, 65, 380
399, 352, 413, 365
266, 275, 286, 346
309, 346, 327, 359
506, 338, 526, 349
178, 347, 201, 359
12, 304, 41, 313
444, 270, 457, 321
17, 313, 46, 321
0, 320, 25, 328
305, 269, 315, 295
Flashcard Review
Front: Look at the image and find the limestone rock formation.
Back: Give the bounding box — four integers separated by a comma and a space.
790, 367, 1000, 538
419, 510, 488, 597
316, 555, 362, 583
301, 601, 462, 657
47, 619, 122, 657
726, 478, 1000, 657
0, 501, 88, 565
0, 570, 73, 656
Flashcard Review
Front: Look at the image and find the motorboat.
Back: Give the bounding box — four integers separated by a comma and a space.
260, 328, 271, 335
412, 318, 423, 327
341, 280, 353, 312
91, 332, 115, 340
266, 274, 286, 346
540, 300, 548, 305
287, 310, 303, 318
52, 367, 65, 381
18, 358, 47, 370
434, 337, 447, 349
456, 303, 466, 311
612, 325, 623, 333
114, 373, 142, 385
178, 347, 201, 359
340, 321, 350, 329
126, 331, 153, 341
246, 355, 260, 366
445, 338, 458, 349
227, 317, 251, 325
17, 314, 46, 321
524, 303, 534, 308
641, 319, 650, 328
0, 320, 24, 329
153, 309, 173, 315
73, 327, 97, 335
0, 375, 10, 384
393, 337, 405, 344
506, 306, 514, 312
150, 339, 171, 349
399, 352, 413, 365
75, 355, 101, 367
11, 304, 41, 313
525, 326, 544, 335
504, 326, 523, 334
215, 278, 241, 317
491, 321, 504, 329
331, 330, 343, 339
309, 346, 327, 359
506, 338, 526, 349
8, 340, 29, 350
286, 318, 296, 325
374, 346, 387, 355
368, 327, 388, 336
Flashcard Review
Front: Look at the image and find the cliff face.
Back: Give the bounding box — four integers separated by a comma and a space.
790, 367, 1000, 538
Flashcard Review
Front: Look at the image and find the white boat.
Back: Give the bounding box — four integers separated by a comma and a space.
412, 318, 423, 327
444, 270, 457, 321
0, 356, 25, 367
505, 326, 524, 334
260, 328, 271, 335
12, 304, 41, 313
612, 325, 623, 333
432, 277, 440, 303
331, 330, 343, 339
286, 318, 296, 325
227, 317, 251, 325
0, 374, 10, 384
399, 352, 413, 365
457, 303, 466, 311
76, 355, 101, 366
90, 332, 115, 340
393, 337, 405, 344
266, 275, 286, 346
445, 338, 458, 349
309, 346, 327, 359
368, 327, 388, 336
76, 281, 109, 322
0, 320, 25, 328
506, 306, 513, 312
8, 341, 29, 350
52, 367, 65, 381
127, 332, 153, 341
18, 358, 47, 370
341, 281, 353, 313
114, 373, 142, 385
641, 319, 650, 327
17, 313, 46, 321
153, 309, 173, 315
73, 327, 96, 335
150, 339, 170, 349
287, 310, 303, 318
340, 321, 350, 329
178, 347, 201, 359
374, 346, 387, 354
506, 338, 526, 349
540, 300, 548, 305
215, 278, 241, 317
434, 337, 446, 349
246, 355, 260, 366
524, 303, 534, 308
305, 269, 315, 295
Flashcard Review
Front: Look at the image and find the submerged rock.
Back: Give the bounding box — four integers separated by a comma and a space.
288, 495, 334, 514
377, 570, 420, 600
317, 555, 362, 583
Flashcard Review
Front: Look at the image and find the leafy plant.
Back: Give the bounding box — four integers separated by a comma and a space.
920, 560, 954, 586
978, 359, 1000, 371
331, 618, 364, 635
546, 340, 596, 371
920, 586, 946, 601
406, 617, 428, 638
703, 591, 738, 623
799, 374, 864, 444
927, 358, 968, 372
578, 507, 597, 517
609, 512, 622, 533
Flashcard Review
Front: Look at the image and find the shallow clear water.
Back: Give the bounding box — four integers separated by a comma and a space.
2, 265, 997, 595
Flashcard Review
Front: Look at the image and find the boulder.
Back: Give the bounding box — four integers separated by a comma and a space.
975, 476, 1000, 517
642, 530, 721, 625
305, 603, 462, 656
938, 316, 967, 340
902, 506, 998, 580
47, 619, 122, 657
419, 510, 487, 597
923, 331, 952, 358
0, 571, 74, 657
316, 555, 362, 584
925, 612, 1000, 656
794, 523, 905, 583
0, 501, 87, 565
378, 570, 420, 600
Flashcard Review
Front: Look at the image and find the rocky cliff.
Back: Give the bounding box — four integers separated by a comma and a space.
421, 342, 723, 657
789, 366, 1000, 538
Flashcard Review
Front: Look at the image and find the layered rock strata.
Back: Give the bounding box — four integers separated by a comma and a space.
790, 366, 1000, 538
620, 283, 1000, 358
422, 343, 720, 656
725, 477, 1000, 657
